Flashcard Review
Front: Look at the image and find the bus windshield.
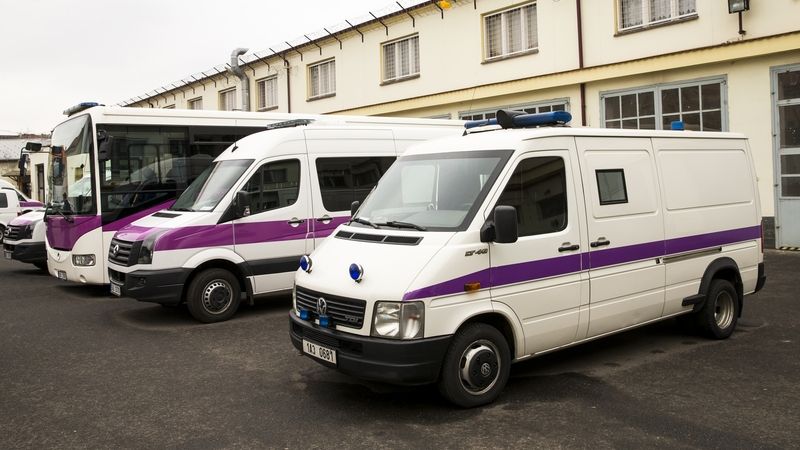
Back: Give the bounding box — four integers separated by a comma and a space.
50, 114, 95, 215
171, 160, 253, 212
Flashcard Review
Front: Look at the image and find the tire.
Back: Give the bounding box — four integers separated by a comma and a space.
33, 262, 47, 271
696, 279, 740, 339
437, 323, 511, 408
0, 225, 5, 245
185, 268, 241, 323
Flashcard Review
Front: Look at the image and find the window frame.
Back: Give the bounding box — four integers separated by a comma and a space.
187, 97, 203, 110
218, 88, 237, 111
314, 156, 396, 213
241, 158, 302, 216
600, 77, 727, 131
596, 169, 629, 205
482, 2, 538, 62
0, 191, 8, 208
308, 59, 336, 101
617, 0, 698, 34
381, 34, 421, 85
256, 76, 279, 111
459, 98, 569, 121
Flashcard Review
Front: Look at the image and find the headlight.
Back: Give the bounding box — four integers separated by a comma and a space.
372, 301, 424, 339
137, 230, 167, 265
72, 254, 96, 266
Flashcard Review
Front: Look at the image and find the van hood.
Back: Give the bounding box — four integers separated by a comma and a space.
114, 211, 221, 243
295, 224, 455, 302
10, 209, 44, 226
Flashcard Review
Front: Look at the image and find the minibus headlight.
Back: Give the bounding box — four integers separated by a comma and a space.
137, 230, 167, 265
72, 254, 96, 266
372, 301, 424, 339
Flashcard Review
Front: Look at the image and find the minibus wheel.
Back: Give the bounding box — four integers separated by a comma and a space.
186, 268, 241, 323
438, 323, 510, 408
697, 279, 740, 339
0, 225, 5, 244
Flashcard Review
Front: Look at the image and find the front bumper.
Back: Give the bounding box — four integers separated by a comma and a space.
4, 242, 46, 264
289, 312, 452, 385
109, 267, 191, 305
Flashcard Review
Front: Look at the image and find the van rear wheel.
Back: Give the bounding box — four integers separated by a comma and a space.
696, 279, 740, 339
437, 323, 510, 408
186, 268, 241, 323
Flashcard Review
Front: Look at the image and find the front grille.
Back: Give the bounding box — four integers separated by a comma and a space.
335, 230, 422, 246
108, 268, 125, 284
108, 238, 136, 266
295, 286, 367, 329
5, 225, 29, 241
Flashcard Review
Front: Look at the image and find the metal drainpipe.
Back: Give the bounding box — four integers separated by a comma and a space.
285, 62, 291, 113
228, 48, 251, 111
576, 0, 587, 127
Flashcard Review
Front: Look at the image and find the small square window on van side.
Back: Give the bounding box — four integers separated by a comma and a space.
596, 169, 628, 205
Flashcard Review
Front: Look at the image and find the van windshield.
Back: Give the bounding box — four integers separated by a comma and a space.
171, 159, 253, 212
355, 150, 512, 231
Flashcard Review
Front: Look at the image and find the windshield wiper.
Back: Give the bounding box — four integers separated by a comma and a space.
379, 221, 427, 231
49, 208, 74, 223
351, 216, 379, 229
170, 207, 194, 212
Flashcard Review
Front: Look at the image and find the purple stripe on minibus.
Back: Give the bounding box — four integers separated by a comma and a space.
102, 201, 175, 232
20, 201, 43, 208
46, 216, 102, 251
402, 225, 761, 301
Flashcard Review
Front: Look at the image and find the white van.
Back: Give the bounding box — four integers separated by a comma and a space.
3, 209, 47, 269
0, 185, 43, 244
107, 118, 464, 322
290, 110, 766, 407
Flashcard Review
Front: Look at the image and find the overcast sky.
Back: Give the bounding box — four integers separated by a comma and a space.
0, 0, 387, 134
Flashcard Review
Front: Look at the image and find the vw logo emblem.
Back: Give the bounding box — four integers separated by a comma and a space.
480, 362, 492, 377
316, 297, 328, 315
111, 244, 120, 257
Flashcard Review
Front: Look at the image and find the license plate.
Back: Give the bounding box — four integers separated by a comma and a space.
57, 270, 67, 280
3, 251, 11, 260
302, 339, 337, 365
110, 283, 121, 297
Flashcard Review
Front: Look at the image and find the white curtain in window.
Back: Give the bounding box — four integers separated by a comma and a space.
265, 77, 277, 108
505, 8, 522, 54
650, 0, 672, 21
399, 39, 410, 77
620, 0, 643, 28
311, 66, 320, 97
384, 41, 397, 80
485, 14, 501, 58
678, 0, 695, 15
525, 4, 538, 49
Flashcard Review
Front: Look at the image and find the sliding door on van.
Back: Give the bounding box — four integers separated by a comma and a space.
232, 155, 312, 295
575, 138, 665, 338
488, 143, 587, 355
305, 129, 397, 248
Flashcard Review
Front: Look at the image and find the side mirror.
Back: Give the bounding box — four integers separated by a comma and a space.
25, 142, 43, 152
493, 205, 518, 244
97, 131, 113, 161
235, 191, 251, 218
350, 200, 360, 217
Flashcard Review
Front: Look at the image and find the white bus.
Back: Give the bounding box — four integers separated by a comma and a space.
45, 104, 298, 284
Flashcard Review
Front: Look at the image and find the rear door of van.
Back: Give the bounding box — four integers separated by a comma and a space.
305, 129, 397, 248
575, 137, 666, 338
0, 189, 17, 228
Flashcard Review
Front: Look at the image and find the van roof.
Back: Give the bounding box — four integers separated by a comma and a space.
406, 126, 747, 156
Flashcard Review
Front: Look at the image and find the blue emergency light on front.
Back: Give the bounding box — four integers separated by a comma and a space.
671, 120, 685, 131
349, 263, 364, 282
299, 254, 312, 272
318, 315, 331, 328
464, 109, 572, 130
299, 309, 311, 321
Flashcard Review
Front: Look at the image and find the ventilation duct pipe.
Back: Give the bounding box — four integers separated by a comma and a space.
228, 47, 250, 111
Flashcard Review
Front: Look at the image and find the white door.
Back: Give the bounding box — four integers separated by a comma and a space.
773, 65, 800, 247
488, 147, 588, 355
575, 137, 665, 337
233, 155, 312, 295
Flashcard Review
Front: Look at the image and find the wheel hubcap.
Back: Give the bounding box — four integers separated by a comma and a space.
714, 290, 735, 329
459, 340, 500, 396
202, 280, 232, 314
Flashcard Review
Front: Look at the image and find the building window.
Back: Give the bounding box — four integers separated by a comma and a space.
383, 35, 420, 83
618, 0, 696, 31
187, 97, 203, 110
602, 79, 724, 131
309, 59, 336, 100
257, 76, 278, 110
219, 89, 236, 111
459, 100, 567, 121
484, 2, 538, 61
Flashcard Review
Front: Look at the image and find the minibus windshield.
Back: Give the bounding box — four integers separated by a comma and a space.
355, 150, 512, 231
171, 159, 253, 212
50, 114, 95, 215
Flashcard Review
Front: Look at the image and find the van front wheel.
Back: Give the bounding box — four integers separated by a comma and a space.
186, 268, 241, 323
697, 279, 740, 339
438, 323, 510, 408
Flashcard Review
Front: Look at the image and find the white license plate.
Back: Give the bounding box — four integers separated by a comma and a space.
110, 283, 121, 297
3, 251, 11, 260
57, 270, 67, 280
302, 339, 337, 365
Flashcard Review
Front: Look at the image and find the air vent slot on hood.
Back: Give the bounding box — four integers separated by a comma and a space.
153, 212, 181, 218
335, 230, 422, 246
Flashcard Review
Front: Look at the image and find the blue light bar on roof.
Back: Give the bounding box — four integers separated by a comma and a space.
464, 118, 499, 129
464, 110, 572, 130
63, 102, 103, 116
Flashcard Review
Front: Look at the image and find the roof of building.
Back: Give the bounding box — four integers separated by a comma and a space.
0, 138, 49, 161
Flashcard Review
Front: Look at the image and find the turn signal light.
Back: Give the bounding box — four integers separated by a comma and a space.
464, 282, 481, 292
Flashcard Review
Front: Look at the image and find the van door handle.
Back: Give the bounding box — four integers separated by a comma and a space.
590, 238, 611, 248
558, 243, 580, 252
315, 215, 332, 224
287, 218, 305, 227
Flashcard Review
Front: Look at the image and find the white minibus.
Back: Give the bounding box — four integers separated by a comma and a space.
290, 110, 767, 407
107, 118, 464, 322
3, 209, 47, 269
0, 184, 43, 243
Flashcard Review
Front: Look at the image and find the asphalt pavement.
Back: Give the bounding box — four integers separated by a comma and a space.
0, 251, 798, 449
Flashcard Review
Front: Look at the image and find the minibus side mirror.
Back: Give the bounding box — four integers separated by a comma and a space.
235, 191, 251, 218
97, 130, 113, 162
493, 205, 518, 244
350, 200, 360, 217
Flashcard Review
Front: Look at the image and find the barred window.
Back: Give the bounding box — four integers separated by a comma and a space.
257, 76, 278, 110
484, 3, 537, 60
309, 60, 336, 99
219, 89, 236, 111
383, 35, 419, 83
602, 79, 725, 131
619, 0, 696, 31
187, 97, 203, 110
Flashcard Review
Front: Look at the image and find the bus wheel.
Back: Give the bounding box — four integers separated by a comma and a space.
438, 323, 510, 408
697, 279, 740, 339
186, 268, 241, 323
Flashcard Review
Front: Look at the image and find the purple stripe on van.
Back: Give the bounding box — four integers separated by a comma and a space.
313, 216, 351, 239
46, 216, 102, 251
102, 201, 175, 232
402, 225, 761, 301
20, 201, 43, 208
11, 216, 37, 226
144, 219, 310, 251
